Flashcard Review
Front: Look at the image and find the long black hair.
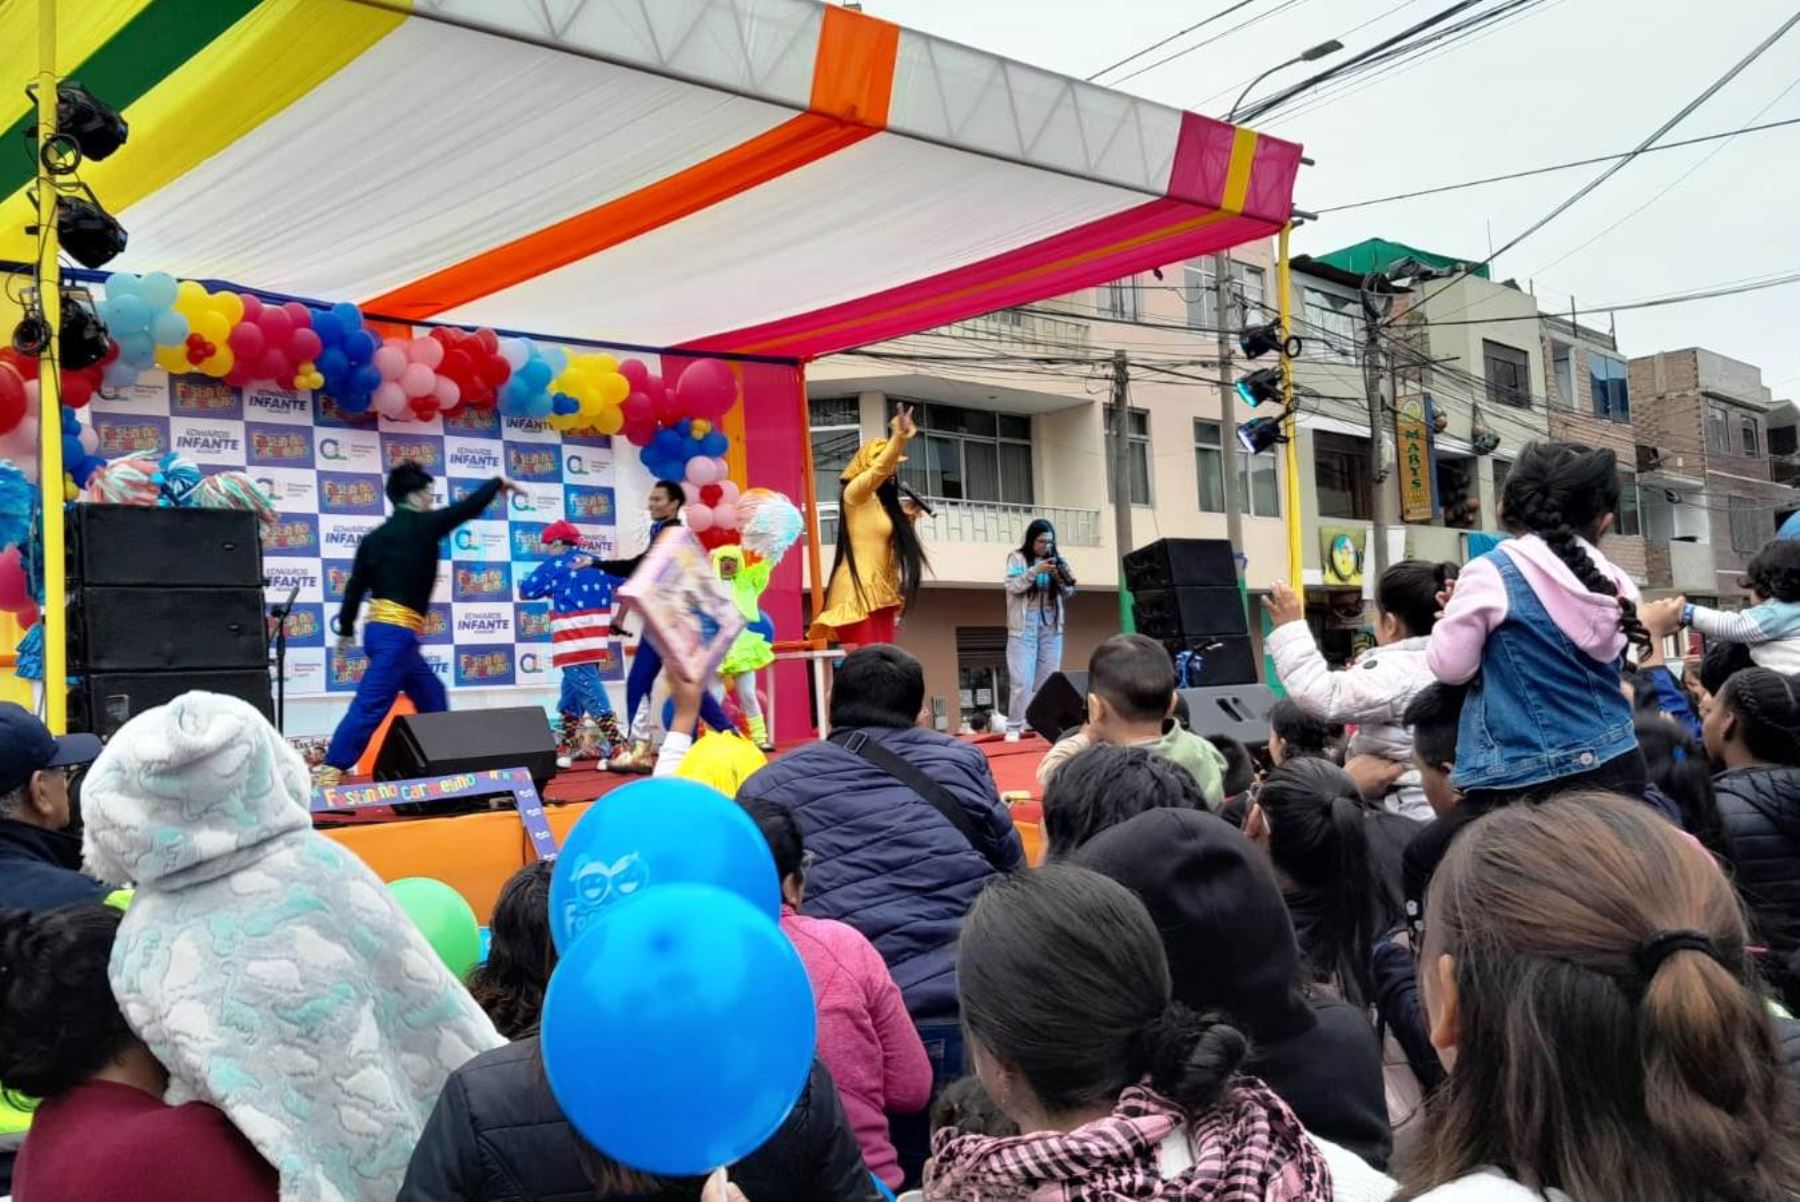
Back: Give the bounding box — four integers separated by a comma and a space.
830, 452, 929, 617
1377, 559, 1459, 637
1635, 715, 1724, 854
1716, 668, 1800, 767
465, 861, 554, 1039
1502, 441, 1650, 653
1015, 518, 1059, 600
0, 905, 133, 1103
1256, 757, 1379, 1008
958, 865, 1248, 1118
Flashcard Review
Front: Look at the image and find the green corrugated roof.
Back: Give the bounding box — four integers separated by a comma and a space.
1314, 238, 1489, 280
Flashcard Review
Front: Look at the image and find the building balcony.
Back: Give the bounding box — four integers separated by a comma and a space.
811, 498, 1106, 589
938, 307, 1092, 354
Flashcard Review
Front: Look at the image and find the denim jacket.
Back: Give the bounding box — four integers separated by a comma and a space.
1450, 550, 1637, 792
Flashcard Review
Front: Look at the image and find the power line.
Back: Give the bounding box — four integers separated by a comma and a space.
1105, 0, 1313, 89
1315, 115, 1800, 213
1190, 0, 1427, 110
1086, 0, 1264, 81
1397, 268, 1800, 326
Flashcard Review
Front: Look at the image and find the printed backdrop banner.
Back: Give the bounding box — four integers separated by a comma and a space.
92, 372, 651, 700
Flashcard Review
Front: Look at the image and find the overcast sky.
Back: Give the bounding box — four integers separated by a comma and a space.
863, 0, 1800, 398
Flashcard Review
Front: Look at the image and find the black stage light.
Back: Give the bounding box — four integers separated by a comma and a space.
51, 192, 127, 268
11, 311, 50, 357
25, 81, 128, 169
1238, 321, 1302, 360
1237, 413, 1287, 455
1234, 367, 1284, 408
61, 292, 110, 370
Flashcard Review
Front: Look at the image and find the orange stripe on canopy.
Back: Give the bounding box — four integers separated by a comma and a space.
367, 5, 900, 322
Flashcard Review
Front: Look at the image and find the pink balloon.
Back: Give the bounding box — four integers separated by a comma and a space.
432, 376, 461, 409
619, 358, 651, 389
373, 342, 408, 381
0, 418, 38, 482
685, 503, 714, 533
717, 480, 740, 507
622, 391, 652, 423
228, 321, 266, 359
290, 328, 323, 362
685, 456, 717, 486
373, 382, 409, 417
258, 308, 294, 342
408, 336, 445, 369
0, 547, 29, 611
78, 422, 98, 455
676, 359, 736, 420
239, 293, 263, 322
281, 301, 312, 329
400, 362, 437, 399
713, 501, 739, 531
680, 481, 700, 504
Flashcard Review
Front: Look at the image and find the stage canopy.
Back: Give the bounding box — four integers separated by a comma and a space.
0, 0, 1302, 360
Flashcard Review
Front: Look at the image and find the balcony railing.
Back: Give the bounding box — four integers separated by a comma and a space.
940, 307, 1091, 353
815, 498, 1102, 549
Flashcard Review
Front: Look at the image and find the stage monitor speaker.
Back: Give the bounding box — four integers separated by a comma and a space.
70, 505, 262, 588
76, 669, 273, 737
1159, 634, 1259, 687
373, 707, 560, 791
75, 586, 268, 672
1024, 670, 1087, 740
1176, 684, 1280, 746
1123, 538, 1236, 593
1132, 586, 1247, 639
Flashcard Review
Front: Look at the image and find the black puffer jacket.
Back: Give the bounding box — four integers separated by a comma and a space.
399, 1039, 880, 1202
1716, 764, 1800, 1007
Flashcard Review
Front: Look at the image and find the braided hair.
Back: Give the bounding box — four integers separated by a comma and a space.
1501, 441, 1651, 654
1717, 668, 1800, 767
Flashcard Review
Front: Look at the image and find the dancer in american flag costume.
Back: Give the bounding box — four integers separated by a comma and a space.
519, 520, 627, 767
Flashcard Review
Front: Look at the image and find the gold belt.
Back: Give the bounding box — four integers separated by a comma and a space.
367, 599, 426, 633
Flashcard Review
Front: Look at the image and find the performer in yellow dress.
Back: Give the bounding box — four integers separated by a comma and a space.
808, 405, 928, 647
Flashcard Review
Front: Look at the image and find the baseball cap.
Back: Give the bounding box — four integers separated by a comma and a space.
541, 519, 582, 546
0, 703, 102, 795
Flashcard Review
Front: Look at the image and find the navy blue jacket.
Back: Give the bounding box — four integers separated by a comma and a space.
0, 820, 106, 911
736, 726, 1022, 1022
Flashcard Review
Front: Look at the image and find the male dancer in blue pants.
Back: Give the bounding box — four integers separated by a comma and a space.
313, 461, 519, 786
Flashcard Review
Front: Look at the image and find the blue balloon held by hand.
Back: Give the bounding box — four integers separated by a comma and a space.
547, 777, 778, 952
541, 884, 816, 1176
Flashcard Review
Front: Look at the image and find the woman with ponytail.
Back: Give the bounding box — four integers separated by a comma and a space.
1702, 666, 1800, 1010
927, 864, 1395, 1201
1401, 792, 1800, 1202
1265, 560, 1459, 820
1428, 441, 1650, 804
1247, 758, 1404, 1010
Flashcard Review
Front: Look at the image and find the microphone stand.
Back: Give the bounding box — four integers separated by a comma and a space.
267, 584, 299, 734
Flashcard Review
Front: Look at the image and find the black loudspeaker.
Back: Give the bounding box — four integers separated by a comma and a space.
1159, 634, 1259, 686
1132, 587, 1247, 639
75, 586, 267, 671
1123, 538, 1236, 592
1177, 684, 1280, 744
1024, 670, 1088, 739
76, 669, 274, 737
69, 505, 262, 587
373, 707, 560, 790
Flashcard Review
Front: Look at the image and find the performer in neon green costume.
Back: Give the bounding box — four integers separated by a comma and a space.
712, 545, 776, 751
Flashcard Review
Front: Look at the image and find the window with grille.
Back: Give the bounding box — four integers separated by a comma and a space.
1482, 340, 1531, 408
1097, 276, 1140, 321
1105, 407, 1152, 506
1586, 351, 1630, 422
888, 402, 1035, 504
1185, 260, 1268, 329
1195, 419, 1278, 516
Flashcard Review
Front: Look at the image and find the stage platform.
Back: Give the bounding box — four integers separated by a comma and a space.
317, 732, 1049, 921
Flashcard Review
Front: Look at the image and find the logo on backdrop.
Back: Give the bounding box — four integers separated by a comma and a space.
170, 419, 245, 462
515, 603, 552, 642
264, 562, 322, 602
446, 438, 504, 475
502, 415, 556, 442
328, 646, 370, 691
170, 378, 243, 419
317, 472, 385, 516
421, 603, 454, 645
565, 485, 615, 523
451, 521, 509, 559
517, 650, 547, 677
454, 604, 514, 641
455, 645, 516, 687
444, 405, 502, 435
262, 513, 320, 557
273, 604, 325, 648
448, 477, 507, 520
320, 515, 382, 554
381, 433, 444, 474
453, 562, 512, 602
247, 423, 315, 468
509, 522, 551, 563
505, 443, 561, 482
243, 386, 313, 424
93, 415, 170, 456
322, 558, 355, 602
315, 394, 379, 428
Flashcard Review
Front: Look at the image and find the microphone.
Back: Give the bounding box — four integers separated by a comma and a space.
898, 483, 935, 517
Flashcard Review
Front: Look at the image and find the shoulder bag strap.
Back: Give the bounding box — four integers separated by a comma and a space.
829, 730, 1008, 871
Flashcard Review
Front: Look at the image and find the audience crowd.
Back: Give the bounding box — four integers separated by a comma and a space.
2, 438, 1798, 1201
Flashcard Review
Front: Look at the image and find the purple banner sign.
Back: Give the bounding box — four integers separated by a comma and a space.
311, 766, 558, 860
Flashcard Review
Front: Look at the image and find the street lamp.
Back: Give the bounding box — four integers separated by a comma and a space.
1226, 40, 1344, 123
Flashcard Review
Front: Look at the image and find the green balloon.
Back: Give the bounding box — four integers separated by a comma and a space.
389, 877, 481, 979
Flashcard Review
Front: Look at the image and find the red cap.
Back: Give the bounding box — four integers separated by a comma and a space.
541, 519, 583, 546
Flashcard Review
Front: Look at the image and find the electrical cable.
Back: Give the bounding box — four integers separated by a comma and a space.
1086, 0, 1265, 81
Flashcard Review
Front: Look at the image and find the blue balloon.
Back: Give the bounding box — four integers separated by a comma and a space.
478, 925, 492, 963
520, 360, 552, 391
344, 329, 377, 362
350, 362, 382, 394
317, 347, 349, 382
552, 393, 579, 416
548, 777, 778, 951
313, 309, 343, 349
525, 391, 554, 419
701, 431, 729, 458
331, 301, 362, 332
540, 884, 815, 1175
335, 390, 373, 414
677, 419, 693, 437
542, 345, 568, 374
61, 435, 82, 464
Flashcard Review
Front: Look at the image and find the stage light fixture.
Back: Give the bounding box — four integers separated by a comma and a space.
24, 81, 128, 169
11, 310, 50, 358
1234, 367, 1285, 408
61, 292, 110, 370
1238, 322, 1302, 360
33, 191, 128, 268
1237, 413, 1288, 455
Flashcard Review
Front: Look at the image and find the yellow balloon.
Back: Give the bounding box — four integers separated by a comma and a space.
211, 291, 244, 326
690, 419, 712, 438
594, 405, 625, 436
64, 476, 78, 502
155, 344, 190, 374
176, 279, 207, 306
599, 372, 630, 406
592, 353, 618, 375
202, 347, 234, 377
577, 393, 603, 419
198, 312, 231, 345
548, 412, 578, 431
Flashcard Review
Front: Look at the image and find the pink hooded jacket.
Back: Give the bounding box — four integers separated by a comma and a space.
781, 907, 933, 1189
1428, 534, 1640, 684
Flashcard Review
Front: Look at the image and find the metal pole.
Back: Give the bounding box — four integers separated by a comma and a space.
1213, 252, 1244, 567
1362, 294, 1391, 577
793, 364, 824, 620
1276, 226, 1304, 595
1109, 348, 1134, 633
36, 0, 67, 733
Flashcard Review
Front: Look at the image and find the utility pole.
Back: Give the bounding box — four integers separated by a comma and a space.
1361, 303, 1391, 577
1212, 252, 1244, 569
1110, 348, 1135, 633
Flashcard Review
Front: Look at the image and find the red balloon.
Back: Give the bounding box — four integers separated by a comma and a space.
0, 547, 29, 612
622, 391, 652, 423
653, 391, 683, 428
61, 372, 93, 408
409, 396, 437, 418
676, 358, 737, 420
290, 328, 323, 362
225, 361, 255, 389
699, 483, 723, 506
0, 364, 26, 433
478, 354, 510, 388
258, 307, 294, 342
474, 328, 499, 354
619, 358, 651, 390
239, 292, 263, 322
229, 321, 266, 359
0, 348, 37, 382
257, 348, 291, 381
280, 301, 312, 329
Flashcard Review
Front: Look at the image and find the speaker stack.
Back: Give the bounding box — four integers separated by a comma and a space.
69, 506, 274, 736
1123, 538, 1258, 687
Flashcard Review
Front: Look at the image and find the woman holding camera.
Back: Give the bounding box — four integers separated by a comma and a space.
1004, 519, 1076, 740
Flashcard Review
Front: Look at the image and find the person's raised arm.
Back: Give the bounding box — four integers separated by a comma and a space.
1264, 581, 1409, 724
1687, 595, 1783, 646
843, 406, 914, 508
1426, 556, 1507, 685
1003, 551, 1042, 595
427, 476, 514, 537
